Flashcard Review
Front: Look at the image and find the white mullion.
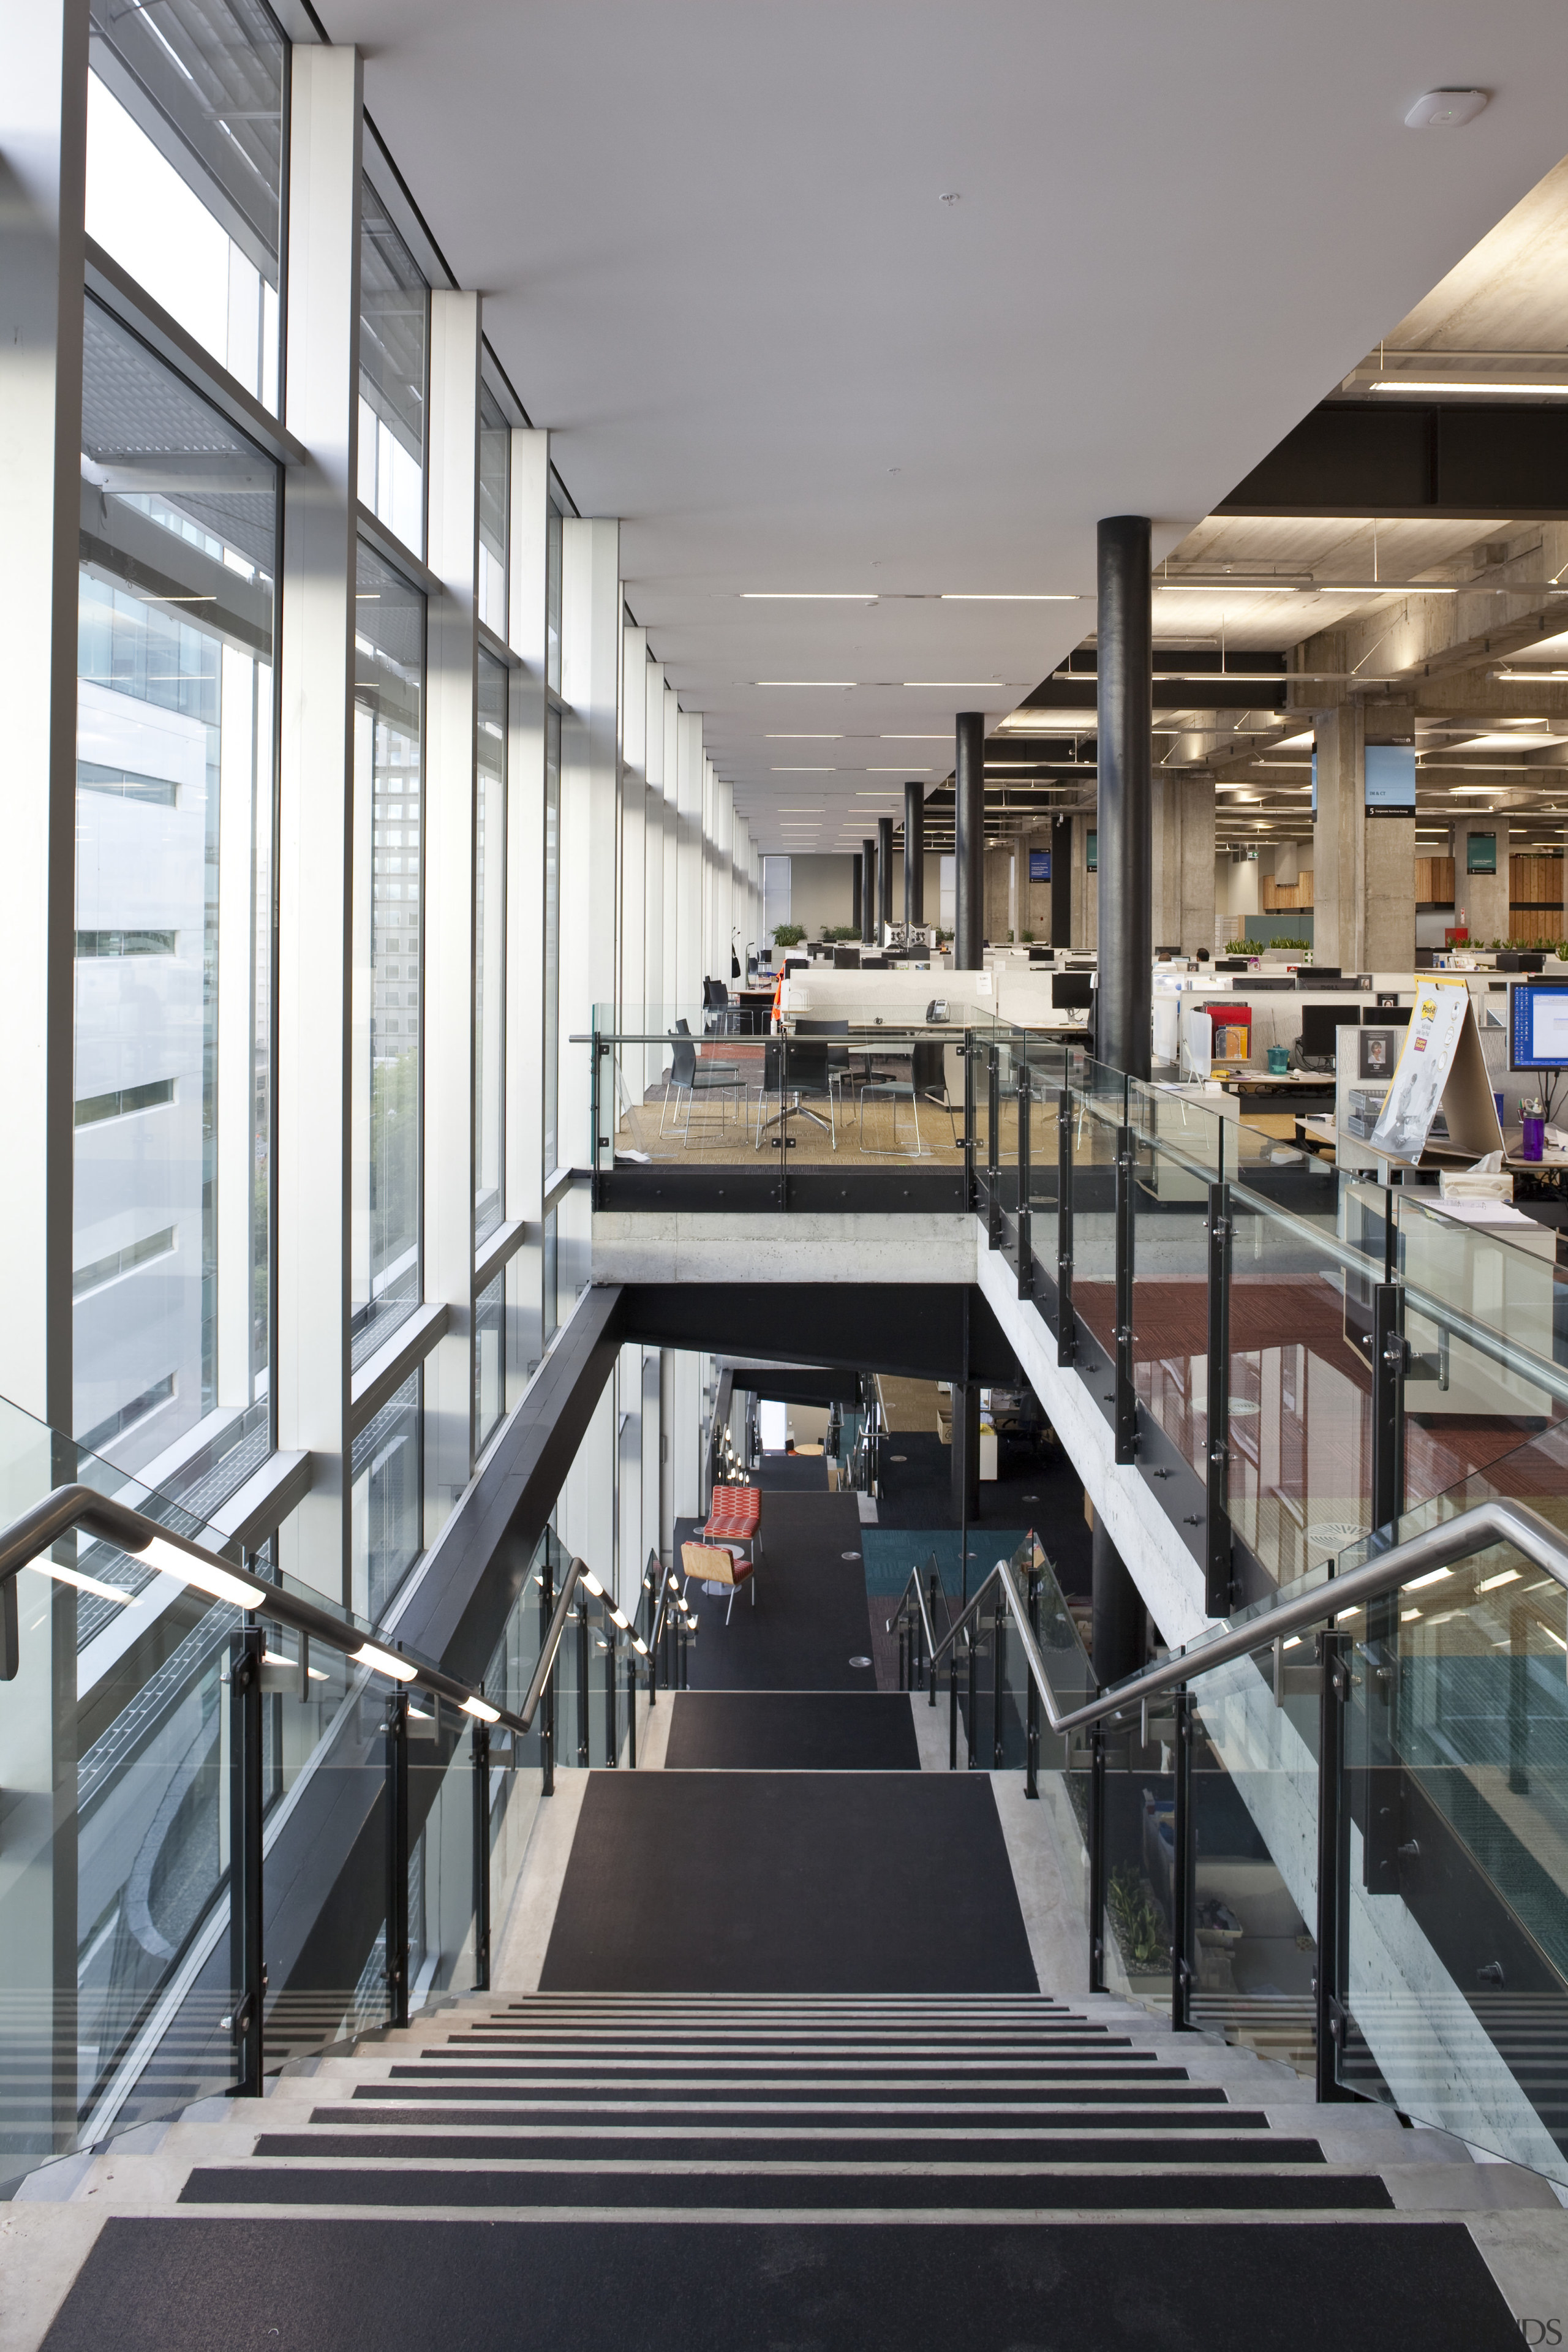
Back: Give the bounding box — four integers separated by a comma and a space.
275, 42, 363, 1607
619, 622, 647, 1134
643, 657, 667, 1092
422, 287, 481, 1532
503, 426, 548, 1382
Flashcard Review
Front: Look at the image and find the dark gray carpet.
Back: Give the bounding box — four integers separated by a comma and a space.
664, 1692, 919, 1770
680, 1491, 873, 1691
538, 1770, 1038, 1991
40, 2218, 1520, 2351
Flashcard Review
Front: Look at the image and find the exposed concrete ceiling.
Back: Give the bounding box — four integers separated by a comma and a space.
323, 1, 1568, 851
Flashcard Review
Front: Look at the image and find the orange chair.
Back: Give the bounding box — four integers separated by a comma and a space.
681, 1539, 755, 1624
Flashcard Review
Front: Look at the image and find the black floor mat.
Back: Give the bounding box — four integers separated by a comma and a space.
750, 1450, 829, 1490
664, 1692, 919, 1770
43, 2217, 1518, 2351
679, 1492, 873, 1691
538, 1771, 1038, 1991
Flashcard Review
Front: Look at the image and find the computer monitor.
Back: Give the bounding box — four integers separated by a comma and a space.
1052, 970, 1093, 1011
1300, 1003, 1349, 1062
1214, 956, 1247, 973
1303, 965, 1341, 984
1510, 981, 1568, 1070
1365, 1004, 1410, 1027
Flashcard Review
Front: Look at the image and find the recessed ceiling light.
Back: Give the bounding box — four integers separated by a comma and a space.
766, 733, 845, 739
743, 592, 876, 600
1370, 381, 1568, 396
939, 592, 1078, 602
866, 766, 932, 772
755, 680, 858, 688
903, 680, 1005, 688
771, 766, 837, 772
881, 734, 952, 741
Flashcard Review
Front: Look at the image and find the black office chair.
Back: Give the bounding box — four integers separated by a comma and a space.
660, 1018, 745, 1143
755, 1025, 845, 1149
701, 976, 734, 1035
857, 1035, 937, 1158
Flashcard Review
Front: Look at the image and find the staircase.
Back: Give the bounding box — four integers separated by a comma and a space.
50, 1987, 1554, 2226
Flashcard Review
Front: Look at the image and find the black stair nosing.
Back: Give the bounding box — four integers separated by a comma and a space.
176, 2167, 1389, 2214
350, 2098, 1232, 2117
297, 2109, 1275, 2138
241, 2134, 1324, 2166
388, 2063, 1198, 2084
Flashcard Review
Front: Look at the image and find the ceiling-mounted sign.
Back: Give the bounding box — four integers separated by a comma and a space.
1466, 832, 1497, 875
1365, 742, 1416, 816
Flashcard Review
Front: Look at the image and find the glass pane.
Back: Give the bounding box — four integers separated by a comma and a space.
475, 1273, 504, 1453
1340, 1558, 1568, 2182
409, 1711, 478, 2008
478, 382, 508, 636
352, 541, 424, 1363
86, 0, 285, 410
1129, 1080, 1226, 1490
76, 298, 276, 1502
475, 654, 506, 1243
543, 707, 561, 1175
358, 178, 428, 553
1099, 1699, 1180, 2013
350, 1370, 422, 1623
545, 502, 563, 693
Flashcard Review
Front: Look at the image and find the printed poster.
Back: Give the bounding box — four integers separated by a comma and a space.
1369, 981, 1468, 1163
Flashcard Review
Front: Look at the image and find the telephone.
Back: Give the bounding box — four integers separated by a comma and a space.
926, 998, 949, 1022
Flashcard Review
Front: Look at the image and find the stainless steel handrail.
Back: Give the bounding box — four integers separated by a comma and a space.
517, 1553, 652, 1733
0, 1482, 529, 1735
892, 1495, 1568, 1740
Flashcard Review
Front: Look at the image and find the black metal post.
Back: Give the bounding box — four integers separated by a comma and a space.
576, 1596, 590, 1767
1205, 1180, 1234, 1615
385, 1691, 410, 2030
1170, 1689, 1193, 2031
1088, 1727, 1107, 1993
1114, 1120, 1136, 1464
1025, 1566, 1041, 1800
540, 1554, 556, 1796
1050, 811, 1072, 948
850, 852, 863, 938
954, 712, 985, 968
928, 1572, 940, 1709
1016, 1051, 1033, 1297
861, 836, 877, 946
962, 1038, 978, 1210
1057, 1084, 1076, 1366
1316, 1632, 1354, 2101
877, 813, 894, 938
229, 1623, 264, 2096
472, 1719, 491, 1992
949, 1646, 959, 1769
1095, 516, 1152, 1080
966, 1631, 978, 1770
986, 1044, 1001, 1246
897, 1615, 908, 1693
1370, 1281, 1404, 1542
992, 1599, 1006, 1770
627, 1653, 638, 1770
904, 781, 925, 924
604, 1621, 617, 1766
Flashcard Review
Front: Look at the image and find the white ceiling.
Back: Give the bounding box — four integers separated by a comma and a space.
327, 1, 1568, 849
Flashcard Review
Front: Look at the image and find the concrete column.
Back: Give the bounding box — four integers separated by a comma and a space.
1312, 704, 1364, 973
904, 782, 925, 923
955, 712, 986, 968
861, 835, 877, 945
1152, 775, 1216, 957
1095, 516, 1152, 1079
984, 846, 1012, 943
876, 814, 894, 935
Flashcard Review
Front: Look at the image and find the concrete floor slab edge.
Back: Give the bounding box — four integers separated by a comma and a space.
492, 1770, 591, 1994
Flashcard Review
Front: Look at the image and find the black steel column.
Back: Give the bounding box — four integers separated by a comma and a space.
385, 1691, 410, 2030
540, 1553, 556, 1796
877, 813, 894, 936
472, 1720, 491, 1992
229, 1624, 264, 2095
1091, 1517, 1141, 1687
1370, 1281, 1405, 1543
1057, 1084, 1076, 1365
1088, 1728, 1107, 1992
1205, 1182, 1234, 1615
954, 712, 985, 969
861, 835, 877, 946
1316, 1632, 1354, 2101
1096, 516, 1153, 1079
904, 782, 925, 924
1170, 1689, 1194, 2030
952, 1380, 979, 1530
1050, 812, 1072, 948
850, 852, 862, 938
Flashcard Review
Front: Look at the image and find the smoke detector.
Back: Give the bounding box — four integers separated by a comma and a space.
1404, 89, 1488, 129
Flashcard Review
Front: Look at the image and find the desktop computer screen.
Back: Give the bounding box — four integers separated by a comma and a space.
1510, 981, 1568, 1069
1052, 970, 1094, 1011
1299, 1003, 1354, 1062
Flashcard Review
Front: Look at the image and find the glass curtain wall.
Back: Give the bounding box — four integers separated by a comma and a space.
75, 298, 277, 1493
475, 655, 507, 1242
352, 545, 425, 1366
478, 381, 509, 635
545, 499, 564, 692
358, 178, 429, 554
85, 0, 285, 412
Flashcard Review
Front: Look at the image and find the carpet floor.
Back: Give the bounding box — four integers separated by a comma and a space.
680, 1491, 874, 1691
537, 1770, 1038, 1992
663, 1691, 920, 1771
40, 2217, 1525, 2352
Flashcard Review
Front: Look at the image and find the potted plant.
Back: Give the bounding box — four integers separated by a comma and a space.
771, 922, 806, 949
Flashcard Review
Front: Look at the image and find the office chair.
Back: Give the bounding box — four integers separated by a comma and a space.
754, 1027, 845, 1149
857, 1036, 935, 1158
680, 1538, 756, 1624
660, 1019, 745, 1143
